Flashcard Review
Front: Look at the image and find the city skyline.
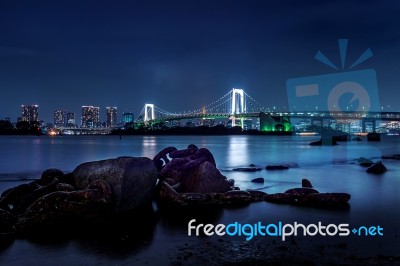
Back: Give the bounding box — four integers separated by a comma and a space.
2, 1, 400, 122
15, 104, 130, 127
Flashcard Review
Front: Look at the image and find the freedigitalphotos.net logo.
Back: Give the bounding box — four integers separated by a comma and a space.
188, 219, 383, 242
286, 39, 381, 116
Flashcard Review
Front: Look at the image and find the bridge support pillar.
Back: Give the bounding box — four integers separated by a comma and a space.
362, 118, 376, 133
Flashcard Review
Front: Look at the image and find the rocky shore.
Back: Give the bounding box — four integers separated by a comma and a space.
0, 144, 353, 236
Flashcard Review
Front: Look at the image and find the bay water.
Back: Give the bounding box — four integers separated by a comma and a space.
0, 135, 399, 264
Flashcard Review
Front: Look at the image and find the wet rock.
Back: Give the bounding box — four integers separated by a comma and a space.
366, 161, 387, 174
352, 137, 362, 141
301, 178, 313, 188
180, 193, 208, 204
153, 146, 178, 170
357, 157, 374, 167
303, 193, 351, 205
222, 190, 252, 203
0, 208, 16, 232
266, 165, 289, 170
381, 154, 400, 160
158, 181, 185, 205
246, 190, 268, 201
265, 191, 350, 207
264, 193, 297, 204
232, 167, 262, 172
181, 162, 232, 193
284, 188, 319, 196
333, 135, 349, 142
55, 183, 76, 192
72, 156, 158, 213
15, 179, 114, 232
251, 177, 264, 183
39, 168, 64, 185
310, 138, 338, 146
0, 175, 59, 214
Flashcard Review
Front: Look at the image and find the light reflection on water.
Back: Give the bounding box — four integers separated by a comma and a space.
0, 135, 399, 264
227, 135, 249, 167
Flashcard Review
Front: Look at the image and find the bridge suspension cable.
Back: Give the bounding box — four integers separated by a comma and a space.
243, 91, 268, 112
136, 89, 270, 122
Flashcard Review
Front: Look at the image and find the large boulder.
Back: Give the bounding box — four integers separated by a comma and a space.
180, 161, 232, 193
15, 180, 113, 232
72, 157, 158, 213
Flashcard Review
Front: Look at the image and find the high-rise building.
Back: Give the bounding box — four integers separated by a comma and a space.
106, 107, 118, 127
66, 112, 75, 127
81, 106, 100, 128
21, 105, 39, 122
122, 112, 134, 124
54, 110, 66, 127
93, 107, 100, 127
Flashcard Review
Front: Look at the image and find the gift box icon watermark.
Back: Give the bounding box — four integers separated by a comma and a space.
286, 39, 381, 116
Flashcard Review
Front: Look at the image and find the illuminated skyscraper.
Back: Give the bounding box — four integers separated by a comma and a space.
122, 112, 134, 124
21, 105, 39, 122
81, 106, 100, 128
54, 110, 66, 127
106, 107, 117, 127
66, 112, 75, 127
93, 107, 100, 127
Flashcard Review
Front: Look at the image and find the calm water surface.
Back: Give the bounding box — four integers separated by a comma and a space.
0, 135, 399, 265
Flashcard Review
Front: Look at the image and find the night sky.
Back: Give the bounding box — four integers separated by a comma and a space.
1, 0, 400, 123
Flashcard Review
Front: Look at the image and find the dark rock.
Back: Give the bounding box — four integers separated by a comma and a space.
222, 190, 252, 203
284, 188, 319, 196
310, 138, 338, 146
181, 162, 232, 193
251, 177, 264, 183
0, 208, 16, 232
58, 173, 75, 185
366, 161, 387, 174
333, 135, 349, 142
171, 181, 183, 192
246, 190, 268, 201
357, 157, 374, 167
55, 183, 76, 192
249, 164, 256, 167
72, 156, 158, 213
264, 193, 297, 204
381, 154, 400, 160
367, 132, 381, 141
301, 178, 313, 188
153, 146, 178, 170
352, 137, 362, 141
265, 191, 350, 207
158, 181, 185, 204
0, 176, 59, 214
180, 193, 208, 204
266, 165, 289, 170
232, 167, 262, 172
39, 169, 64, 185
302, 193, 351, 205
15, 179, 114, 233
